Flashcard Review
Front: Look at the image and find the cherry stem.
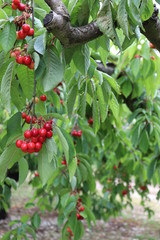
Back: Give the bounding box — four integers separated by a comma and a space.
30, 0, 36, 130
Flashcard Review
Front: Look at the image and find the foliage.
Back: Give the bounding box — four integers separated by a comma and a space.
0, 0, 159, 239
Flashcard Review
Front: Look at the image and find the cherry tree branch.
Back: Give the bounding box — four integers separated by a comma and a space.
43, 1, 160, 51
43, 0, 102, 48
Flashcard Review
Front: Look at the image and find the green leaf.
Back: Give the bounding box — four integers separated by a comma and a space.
67, 84, 78, 118
31, 212, 41, 229
97, 0, 121, 49
78, 82, 87, 118
103, 73, 120, 94
7, 112, 22, 144
0, 22, 17, 52
122, 81, 132, 98
140, 0, 154, 22
93, 92, 100, 133
139, 129, 149, 153
19, 158, 29, 185
69, 158, 77, 182
55, 127, 75, 165
42, 48, 64, 92
97, 85, 108, 122
37, 139, 57, 185
117, 0, 129, 37
1, 62, 14, 113
109, 92, 119, 120
17, 65, 34, 99
34, 32, 47, 55
73, 44, 90, 76
147, 158, 157, 180
0, 144, 24, 181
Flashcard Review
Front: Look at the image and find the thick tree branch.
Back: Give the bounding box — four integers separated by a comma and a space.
141, 4, 160, 52
44, 1, 160, 51
43, 0, 102, 48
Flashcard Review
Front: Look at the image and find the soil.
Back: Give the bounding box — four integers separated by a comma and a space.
0, 184, 160, 240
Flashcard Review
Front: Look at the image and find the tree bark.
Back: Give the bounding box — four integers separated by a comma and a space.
44, 1, 160, 51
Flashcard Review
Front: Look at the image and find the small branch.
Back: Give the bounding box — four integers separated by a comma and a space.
30, 0, 36, 130
43, 0, 102, 48
97, 62, 115, 75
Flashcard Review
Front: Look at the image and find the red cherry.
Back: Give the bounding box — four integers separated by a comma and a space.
61, 160, 67, 166
35, 142, 42, 152
32, 116, 36, 124
14, 50, 20, 56
77, 213, 84, 220
44, 123, 52, 131
13, 0, 20, 5
23, 56, 32, 66
24, 130, 32, 139
46, 130, 53, 138
12, 3, 18, 10
71, 130, 77, 136
134, 54, 140, 59
34, 171, 39, 177
16, 55, 24, 64
22, 24, 30, 33
25, 115, 31, 124
16, 139, 22, 148
77, 130, 82, 137
31, 128, 39, 137
28, 61, 34, 70
122, 190, 128, 196
39, 128, 47, 137
38, 136, 46, 144
18, 30, 26, 40
67, 227, 73, 237
149, 42, 155, 49
113, 165, 117, 170
27, 28, 34, 36
18, 3, 26, 11
60, 99, 63, 105
79, 206, 85, 212
27, 142, 35, 151
140, 185, 147, 191
22, 112, 27, 119
40, 95, 47, 102
31, 137, 38, 143
77, 159, 80, 166
88, 118, 93, 125
21, 142, 28, 152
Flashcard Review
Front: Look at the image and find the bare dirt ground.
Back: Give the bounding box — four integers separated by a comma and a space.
0, 184, 160, 240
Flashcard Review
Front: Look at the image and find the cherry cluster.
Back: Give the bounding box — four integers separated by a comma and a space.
61, 158, 79, 167
22, 112, 36, 124
16, 120, 53, 153
76, 198, 85, 220
71, 130, 82, 138
17, 24, 34, 40
16, 54, 34, 69
12, 0, 26, 11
